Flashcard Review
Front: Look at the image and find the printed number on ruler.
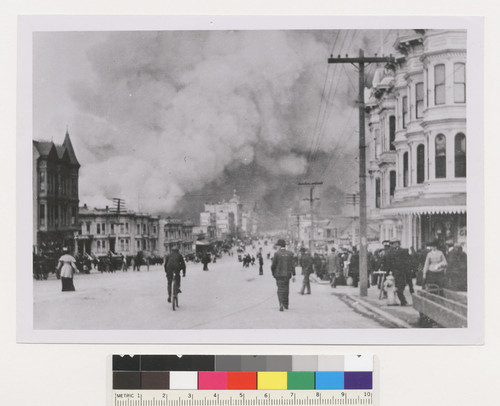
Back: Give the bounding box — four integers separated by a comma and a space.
113, 390, 374, 405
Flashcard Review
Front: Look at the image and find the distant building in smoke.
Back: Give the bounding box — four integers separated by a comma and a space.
365, 29, 466, 250
33, 131, 80, 253
287, 212, 378, 253
200, 190, 243, 239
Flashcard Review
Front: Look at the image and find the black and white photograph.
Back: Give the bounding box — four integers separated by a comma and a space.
18, 16, 483, 343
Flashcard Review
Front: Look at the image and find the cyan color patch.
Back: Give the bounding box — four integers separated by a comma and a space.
315, 372, 344, 389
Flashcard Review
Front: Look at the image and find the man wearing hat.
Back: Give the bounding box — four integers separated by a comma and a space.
271, 239, 296, 311
390, 240, 410, 306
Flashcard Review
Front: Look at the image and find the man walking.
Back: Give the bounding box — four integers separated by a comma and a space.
326, 247, 340, 288
299, 249, 313, 295
386, 240, 409, 306
271, 239, 296, 311
258, 251, 264, 275
164, 248, 186, 303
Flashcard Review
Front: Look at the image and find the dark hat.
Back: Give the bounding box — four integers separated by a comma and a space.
277, 239, 286, 247
427, 240, 438, 247
382, 240, 390, 246
390, 240, 401, 245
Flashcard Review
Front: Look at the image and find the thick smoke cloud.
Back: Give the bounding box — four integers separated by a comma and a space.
35, 29, 399, 226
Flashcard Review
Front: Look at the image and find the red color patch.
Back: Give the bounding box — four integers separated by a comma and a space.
227, 372, 257, 389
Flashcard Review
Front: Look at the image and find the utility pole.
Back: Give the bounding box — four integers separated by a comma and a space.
298, 182, 323, 254
328, 49, 395, 297
289, 213, 302, 251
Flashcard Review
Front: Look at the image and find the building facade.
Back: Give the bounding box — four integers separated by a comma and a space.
200, 190, 242, 239
365, 29, 467, 250
77, 205, 160, 257
33, 131, 80, 253
159, 218, 194, 256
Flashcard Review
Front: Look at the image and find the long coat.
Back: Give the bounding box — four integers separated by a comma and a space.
271, 249, 296, 279
300, 253, 314, 276
164, 251, 186, 276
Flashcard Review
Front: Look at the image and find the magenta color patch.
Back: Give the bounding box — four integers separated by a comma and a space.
198, 371, 228, 389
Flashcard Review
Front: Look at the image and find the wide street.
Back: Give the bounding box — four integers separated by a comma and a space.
34, 246, 386, 330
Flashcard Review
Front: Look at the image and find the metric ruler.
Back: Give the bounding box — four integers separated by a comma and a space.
111, 389, 374, 406
110, 354, 376, 406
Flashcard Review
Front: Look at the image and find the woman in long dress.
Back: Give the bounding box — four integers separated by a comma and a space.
57, 248, 77, 292
422, 241, 447, 289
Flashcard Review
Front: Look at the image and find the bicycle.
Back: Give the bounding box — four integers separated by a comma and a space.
172, 276, 179, 311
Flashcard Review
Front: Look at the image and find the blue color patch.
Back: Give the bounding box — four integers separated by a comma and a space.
315, 372, 344, 389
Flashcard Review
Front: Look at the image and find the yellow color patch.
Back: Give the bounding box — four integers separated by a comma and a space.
257, 372, 288, 390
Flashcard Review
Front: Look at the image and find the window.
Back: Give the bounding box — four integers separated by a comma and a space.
416, 82, 424, 118
435, 134, 447, 178
86, 222, 90, 233
120, 223, 124, 233
120, 239, 125, 251
403, 152, 409, 187
455, 133, 466, 177
39, 204, 45, 226
111, 223, 114, 234
426, 68, 429, 107
153, 226, 157, 234
435, 64, 446, 105
97, 223, 101, 234
137, 224, 140, 234
375, 178, 381, 208
102, 223, 106, 234
402, 97, 408, 128
71, 206, 76, 225
39, 171, 46, 192
454, 63, 466, 103
137, 240, 140, 250
126, 223, 129, 232
143, 224, 146, 234
389, 171, 396, 199
97, 241, 101, 251
389, 116, 396, 151
417, 144, 425, 184
102, 240, 106, 250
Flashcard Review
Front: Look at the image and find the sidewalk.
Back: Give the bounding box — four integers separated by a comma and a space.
310, 274, 421, 328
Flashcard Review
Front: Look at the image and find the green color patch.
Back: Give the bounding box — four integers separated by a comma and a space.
287, 372, 315, 389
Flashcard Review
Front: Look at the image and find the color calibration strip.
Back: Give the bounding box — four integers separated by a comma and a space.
112, 355, 373, 390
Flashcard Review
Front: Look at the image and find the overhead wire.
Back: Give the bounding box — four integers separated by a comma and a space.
307, 30, 358, 177
307, 30, 353, 166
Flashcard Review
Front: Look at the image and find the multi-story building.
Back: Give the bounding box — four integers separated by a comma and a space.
365, 29, 467, 250
158, 217, 194, 256
33, 131, 80, 253
201, 190, 243, 238
77, 205, 159, 257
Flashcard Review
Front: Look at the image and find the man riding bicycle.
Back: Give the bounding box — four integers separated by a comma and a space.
164, 248, 186, 303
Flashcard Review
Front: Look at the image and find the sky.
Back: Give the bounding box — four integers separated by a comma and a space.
33, 29, 408, 228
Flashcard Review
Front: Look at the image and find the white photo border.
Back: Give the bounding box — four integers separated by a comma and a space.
17, 15, 484, 344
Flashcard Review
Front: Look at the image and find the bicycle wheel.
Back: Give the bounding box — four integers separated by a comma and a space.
172, 279, 177, 311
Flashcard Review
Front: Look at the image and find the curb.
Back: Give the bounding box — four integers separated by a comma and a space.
346, 295, 413, 328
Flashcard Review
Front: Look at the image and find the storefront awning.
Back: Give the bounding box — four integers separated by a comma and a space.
381, 194, 466, 216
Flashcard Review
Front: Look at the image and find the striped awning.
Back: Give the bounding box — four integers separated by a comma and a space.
381, 194, 466, 216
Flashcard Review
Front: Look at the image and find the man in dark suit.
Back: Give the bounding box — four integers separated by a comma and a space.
271, 239, 296, 311
164, 248, 186, 303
